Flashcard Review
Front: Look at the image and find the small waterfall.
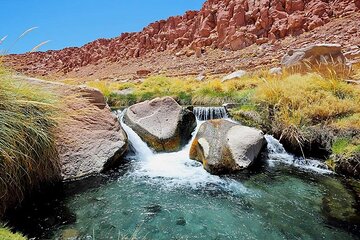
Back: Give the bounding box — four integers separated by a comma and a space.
116, 110, 154, 160
114, 109, 331, 191
193, 106, 228, 121
115, 110, 247, 192
265, 135, 332, 174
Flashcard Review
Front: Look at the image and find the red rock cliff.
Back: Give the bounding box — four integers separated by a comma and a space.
5, 0, 360, 74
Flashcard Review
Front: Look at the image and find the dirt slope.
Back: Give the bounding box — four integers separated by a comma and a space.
4, 0, 360, 81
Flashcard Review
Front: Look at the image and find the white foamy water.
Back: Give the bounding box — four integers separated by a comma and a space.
115, 109, 331, 194
265, 135, 333, 174
117, 110, 247, 193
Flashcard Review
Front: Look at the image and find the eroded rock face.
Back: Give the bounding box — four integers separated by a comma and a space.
18, 76, 128, 180
6, 0, 360, 76
124, 97, 196, 152
190, 119, 266, 174
281, 44, 346, 67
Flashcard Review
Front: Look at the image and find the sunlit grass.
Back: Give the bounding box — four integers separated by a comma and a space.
0, 228, 26, 240
251, 72, 360, 154
332, 138, 360, 156
0, 66, 60, 215
0, 223, 26, 240
96, 75, 261, 107
74, 64, 360, 163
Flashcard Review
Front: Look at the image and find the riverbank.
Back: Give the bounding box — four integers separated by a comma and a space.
67, 64, 360, 178
1, 62, 359, 238
4, 116, 360, 239
0, 65, 128, 232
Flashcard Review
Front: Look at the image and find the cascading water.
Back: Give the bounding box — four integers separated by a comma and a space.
265, 135, 332, 174
11, 111, 358, 240
193, 106, 228, 120
116, 109, 331, 188
116, 110, 247, 192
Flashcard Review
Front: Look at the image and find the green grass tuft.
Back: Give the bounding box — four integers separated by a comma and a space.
332, 138, 360, 156
0, 228, 27, 240
0, 66, 60, 215
0, 223, 26, 240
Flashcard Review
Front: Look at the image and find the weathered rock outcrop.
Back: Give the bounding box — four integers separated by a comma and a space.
5, 0, 360, 76
190, 119, 266, 174
281, 44, 346, 67
17, 76, 128, 180
124, 97, 196, 152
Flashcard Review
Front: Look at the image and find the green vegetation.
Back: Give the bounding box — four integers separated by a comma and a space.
250, 72, 359, 154
0, 66, 60, 215
86, 75, 261, 107
0, 228, 26, 240
0, 223, 26, 240
332, 138, 360, 156
82, 63, 360, 175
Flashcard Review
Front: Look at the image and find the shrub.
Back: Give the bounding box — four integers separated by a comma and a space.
0, 67, 60, 215
253, 73, 360, 148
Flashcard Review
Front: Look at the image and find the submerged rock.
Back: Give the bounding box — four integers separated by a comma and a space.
124, 96, 196, 152
61, 228, 80, 240
321, 177, 360, 232
190, 119, 266, 174
176, 217, 187, 226
18, 76, 128, 180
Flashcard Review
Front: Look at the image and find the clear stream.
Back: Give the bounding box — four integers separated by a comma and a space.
6, 109, 360, 240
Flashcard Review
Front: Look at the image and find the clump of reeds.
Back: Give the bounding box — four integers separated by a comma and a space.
0, 66, 60, 215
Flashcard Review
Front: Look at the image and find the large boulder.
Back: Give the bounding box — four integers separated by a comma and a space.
124, 97, 196, 152
281, 44, 346, 67
190, 119, 266, 174
16, 76, 128, 180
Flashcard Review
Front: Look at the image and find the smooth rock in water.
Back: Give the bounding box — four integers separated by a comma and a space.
321, 178, 359, 226
17, 76, 128, 180
124, 96, 196, 152
222, 70, 247, 82
281, 44, 346, 67
190, 119, 266, 174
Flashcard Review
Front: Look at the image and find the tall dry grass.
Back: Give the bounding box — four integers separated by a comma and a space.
0, 66, 60, 215
252, 69, 360, 155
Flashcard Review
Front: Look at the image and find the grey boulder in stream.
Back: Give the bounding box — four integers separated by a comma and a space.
124, 96, 196, 152
190, 119, 266, 174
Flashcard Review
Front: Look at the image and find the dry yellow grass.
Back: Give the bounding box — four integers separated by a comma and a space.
0, 66, 61, 215
254, 73, 360, 123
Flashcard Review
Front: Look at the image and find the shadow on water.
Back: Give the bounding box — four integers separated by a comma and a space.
3, 125, 360, 239
4, 161, 133, 239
